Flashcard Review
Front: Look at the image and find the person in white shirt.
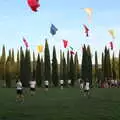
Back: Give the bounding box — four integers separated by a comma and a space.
111, 79, 115, 87
60, 80, 64, 89
114, 80, 118, 87
16, 80, 24, 103
68, 80, 71, 87
84, 79, 90, 96
79, 79, 84, 95
29, 80, 36, 96
44, 80, 49, 91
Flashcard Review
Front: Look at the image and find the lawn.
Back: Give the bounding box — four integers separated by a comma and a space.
0, 88, 120, 120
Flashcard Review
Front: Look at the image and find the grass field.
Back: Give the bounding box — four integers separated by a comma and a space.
0, 88, 120, 120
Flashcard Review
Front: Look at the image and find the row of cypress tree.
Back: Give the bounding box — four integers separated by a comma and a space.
0, 40, 120, 87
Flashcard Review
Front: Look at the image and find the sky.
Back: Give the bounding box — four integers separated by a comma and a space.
0, 0, 120, 64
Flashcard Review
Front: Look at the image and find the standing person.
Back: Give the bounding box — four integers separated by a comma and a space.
84, 79, 90, 97
44, 80, 49, 91
16, 80, 24, 103
79, 79, 84, 95
68, 79, 71, 87
29, 79, 36, 96
60, 80, 64, 90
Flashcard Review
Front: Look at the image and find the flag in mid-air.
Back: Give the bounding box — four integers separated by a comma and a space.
23, 37, 29, 48
27, 0, 40, 12
63, 40, 68, 48
83, 24, 89, 37
50, 24, 58, 35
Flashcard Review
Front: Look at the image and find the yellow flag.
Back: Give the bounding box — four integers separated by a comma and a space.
108, 29, 115, 39
84, 8, 92, 16
37, 45, 43, 52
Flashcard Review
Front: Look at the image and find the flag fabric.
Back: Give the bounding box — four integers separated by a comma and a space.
23, 37, 29, 48
83, 24, 89, 37
109, 41, 113, 50
84, 8, 92, 22
70, 50, 75, 55
50, 24, 58, 35
63, 40, 68, 48
37, 45, 43, 52
108, 29, 115, 39
69, 46, 73, 50
84, 8, 92, 16
27, 0, 40, 12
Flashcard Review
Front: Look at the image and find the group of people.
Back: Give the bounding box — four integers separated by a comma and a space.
16, 78, 90, 103
100, 79, 120, 88
16, 79, 36, 103
79, 79, 90, 96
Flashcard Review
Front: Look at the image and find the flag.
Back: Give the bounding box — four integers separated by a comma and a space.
23, 37, 29, 48
109, 41, 113, 50
63, 40, 68, 48
108, 29, 115, 39
27, 0, 40, 12
37, 45, 43, 52
69, 46, 73, 50
84, 8, 92, 22
84, 8, 92, 16
70, 50, 75, 55
50, 24, 58, 35
83, 24, 89, 37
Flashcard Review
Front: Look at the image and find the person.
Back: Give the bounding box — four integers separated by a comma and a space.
111, 79, 115, 87
16, 80, 24, 103
29, 79, 36, 96
79, 79, 84, 95
68, 79, 71, 87
44, 80, 49, 91
84, 79, 90, 97
60, 80, 64, 90
114, 79, 118, 88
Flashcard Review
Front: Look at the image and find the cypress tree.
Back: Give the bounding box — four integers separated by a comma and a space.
101, 52, 104, 72
75, 52, 80, 79
33, 51, 36, 78
63, 52, 67, 86
11, 48, 16, 80
101, 52, 104, 83
118, 50, 120, 80
41, 56, 44, 84
36, 54, 42, 86
24, 49, 31, 87
20, 47, 25, 86
107, 49, 112, 79
60, 50, 63, 80
112, 52, 116, 80
0, 45, 6, 80
16, 50, 20, 77
87, 45, 92, 85
95, 51, 98, 82
11, 48, 15, 63
70, 53, 75, 86
67, 50, 70, 80
44, 39, 51, 84
104, 47, 112, 80
104, 46, 108, 80
52, 46, 58, 86
81, 45, 88, 82
5, 55, 11, 87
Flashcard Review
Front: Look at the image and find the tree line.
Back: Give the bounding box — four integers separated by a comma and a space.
0, 40, 120, 87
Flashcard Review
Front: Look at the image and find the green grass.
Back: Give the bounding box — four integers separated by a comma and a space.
0, 88, 120, 120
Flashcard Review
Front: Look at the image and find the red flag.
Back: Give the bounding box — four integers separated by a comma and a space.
63, 40, 68, 48
27, 0, 40, 12
23, 37, 29, 48
109, 41, 113, 50
70, 50, 75, 55
83, 24, 89, 37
